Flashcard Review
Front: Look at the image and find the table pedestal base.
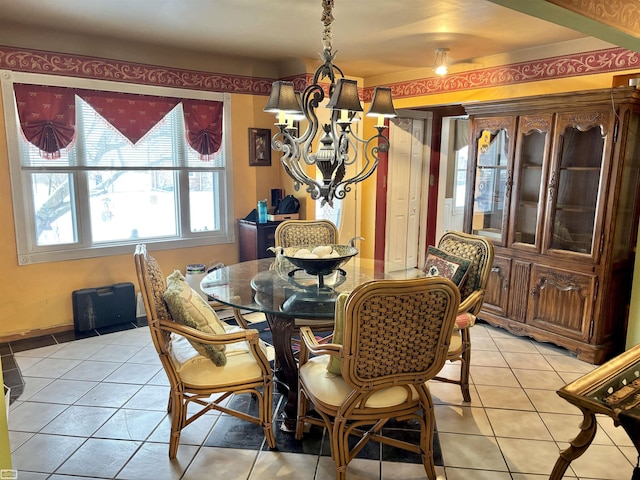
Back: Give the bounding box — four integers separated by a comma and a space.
264, 312, 298, 432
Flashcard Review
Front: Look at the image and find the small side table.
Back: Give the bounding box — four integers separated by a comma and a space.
550, 343, 640, 479
237, 219, 282, 261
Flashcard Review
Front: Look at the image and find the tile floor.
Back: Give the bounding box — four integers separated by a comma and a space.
3, 318, 638, 480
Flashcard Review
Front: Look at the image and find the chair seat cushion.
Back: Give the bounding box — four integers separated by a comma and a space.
302, 355, 419, 409
169, 333, 266, 387
423, 246, 471, 288
164, 270, 227, 366
448, 330, 462, 355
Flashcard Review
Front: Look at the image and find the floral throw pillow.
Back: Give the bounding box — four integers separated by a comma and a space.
423, 246, 471, 288
163, 270, 227, 366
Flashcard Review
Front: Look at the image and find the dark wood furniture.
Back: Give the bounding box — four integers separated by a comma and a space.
551, 342, 640, 479
237, 219, 281, 261
463, 87, 640, 364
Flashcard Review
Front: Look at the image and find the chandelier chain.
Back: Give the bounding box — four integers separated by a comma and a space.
321, 0, 334, 51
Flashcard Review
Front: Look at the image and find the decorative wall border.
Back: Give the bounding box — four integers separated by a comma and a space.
0, 45, 638, 102
383, 47, 640, 100
547, 0, 640, 37
0, 45, 274, 95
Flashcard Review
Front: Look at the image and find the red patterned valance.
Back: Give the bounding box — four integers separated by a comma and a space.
13, 83, 224, 159
14, 84, 76, 159
78, 91, 180, 144
182, 99, 223, 161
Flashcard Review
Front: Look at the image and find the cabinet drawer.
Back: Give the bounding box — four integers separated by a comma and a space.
527, 264, 596, 342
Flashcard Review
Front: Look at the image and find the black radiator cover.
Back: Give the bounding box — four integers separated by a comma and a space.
72, 282, 136, 332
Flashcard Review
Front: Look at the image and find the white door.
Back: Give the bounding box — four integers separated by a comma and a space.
385, 117, 426, 271
406, 119, 425, 269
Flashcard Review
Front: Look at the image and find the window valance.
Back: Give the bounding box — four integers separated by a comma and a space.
13, 84, 76, 159
13, 83, 223, 161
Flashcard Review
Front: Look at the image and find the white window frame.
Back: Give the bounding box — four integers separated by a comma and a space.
1, 70, 235, 265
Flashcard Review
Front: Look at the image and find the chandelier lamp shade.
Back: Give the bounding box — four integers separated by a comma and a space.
263, 0, 397, 207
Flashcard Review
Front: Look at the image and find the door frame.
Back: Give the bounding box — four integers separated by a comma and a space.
375, 105, 466, 263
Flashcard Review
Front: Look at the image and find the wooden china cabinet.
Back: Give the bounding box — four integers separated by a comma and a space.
463, 87, 640, 364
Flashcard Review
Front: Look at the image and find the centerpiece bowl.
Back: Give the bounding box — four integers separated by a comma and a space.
281, 244, 358, 287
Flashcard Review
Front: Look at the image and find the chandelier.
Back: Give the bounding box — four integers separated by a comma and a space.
263, 0, 397, 207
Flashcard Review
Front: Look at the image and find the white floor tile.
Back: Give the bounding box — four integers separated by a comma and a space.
116, 442, 198, 480
94, 409, 165, 441
439, 432, 509, 471
512, 368, 566, 390
251, 450, 319, 479
8, 401, 68, 432
49, 342, 108, 360
11, 433, 86, 473
475, 385, 535, 410
60, 360, 122, 382
40, 405, 116, 436
27, 378, 97, 404
74, 382, 142, 408
21, 357, 82, 378
434, 405, 494, 436
4, 322, 633, 480
485, 409, 552, 440
569, 443, 634, 479
185, 446, 256, 479
56, 438, 140, 478
496, 437, 561, 475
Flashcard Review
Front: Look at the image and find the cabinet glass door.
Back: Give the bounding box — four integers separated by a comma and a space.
548, 119, 607, 256
471, 127, 511, 244
510, 116, 551, 249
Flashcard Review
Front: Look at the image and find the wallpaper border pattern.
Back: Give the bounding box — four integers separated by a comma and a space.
0, 45, 638, 101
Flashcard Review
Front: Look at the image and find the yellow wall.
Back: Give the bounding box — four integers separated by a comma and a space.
0, 91, 280, 339
627, 232, 640, 349
0, 39, 639, 342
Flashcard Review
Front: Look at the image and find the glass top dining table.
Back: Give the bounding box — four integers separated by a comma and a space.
200, 256, 419, 430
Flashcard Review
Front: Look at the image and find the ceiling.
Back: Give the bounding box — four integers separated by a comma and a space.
0, 0, 621, 79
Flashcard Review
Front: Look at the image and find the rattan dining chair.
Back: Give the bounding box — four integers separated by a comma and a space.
232, 219, 340, 334
295, 276, 460, 480
275, 219, 339, 249
432, 230, 494, 402
276, 218, 340, 329
134, 244, 275, 458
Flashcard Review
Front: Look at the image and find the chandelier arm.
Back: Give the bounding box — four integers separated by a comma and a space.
336, 127, 359, 166
283, 153, 321, 190
299, 85, 324, 165
333, 134, 381, 188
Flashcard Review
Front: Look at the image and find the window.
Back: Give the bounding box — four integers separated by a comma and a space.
2, 72, 234, 264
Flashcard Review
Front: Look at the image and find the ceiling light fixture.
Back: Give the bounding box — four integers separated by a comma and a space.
263, 0, 397, 207
434, 48, 449, 76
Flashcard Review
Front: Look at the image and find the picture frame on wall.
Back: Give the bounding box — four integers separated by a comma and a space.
248, 128, 272, 166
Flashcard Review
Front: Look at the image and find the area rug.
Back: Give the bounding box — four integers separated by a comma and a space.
204, 391, 443, 467
213, 308, 443, 466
